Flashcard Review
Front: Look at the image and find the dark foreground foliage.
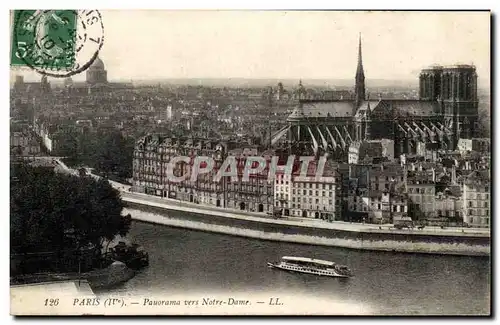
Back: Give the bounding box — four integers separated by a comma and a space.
10, 163, 132, 274
56, 130, 135, 179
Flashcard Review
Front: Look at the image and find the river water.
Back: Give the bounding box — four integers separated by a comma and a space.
97, 210, 490, 315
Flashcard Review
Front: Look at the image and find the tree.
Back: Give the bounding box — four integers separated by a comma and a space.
10, 164, 131, 258
92, 131, 134, 179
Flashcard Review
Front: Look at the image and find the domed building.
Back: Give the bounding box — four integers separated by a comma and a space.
61, 55, 133, 95
63, 77, 73, 87
86, 56, 108, 85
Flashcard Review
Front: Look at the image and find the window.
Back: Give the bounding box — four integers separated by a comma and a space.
309, 190, 312, 195
316, 199, 319, 204
303, 190, 306, 195
322, 191, 325, 196
316, 191, 319, 196
484, 202, 488, 208
486, 210, 489, 216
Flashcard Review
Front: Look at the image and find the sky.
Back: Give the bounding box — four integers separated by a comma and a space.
11, 10, 491, 85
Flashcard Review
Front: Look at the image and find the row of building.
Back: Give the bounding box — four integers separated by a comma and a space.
131, 134, 490, 228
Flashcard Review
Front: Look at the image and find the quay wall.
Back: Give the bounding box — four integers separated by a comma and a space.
122, 194, 490, 257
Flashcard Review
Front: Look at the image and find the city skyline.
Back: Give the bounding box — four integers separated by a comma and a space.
11, 11, 490, 86
9, 9, 492, 317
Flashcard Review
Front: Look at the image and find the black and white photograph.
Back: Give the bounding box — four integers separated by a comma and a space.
9, 9, 491, 316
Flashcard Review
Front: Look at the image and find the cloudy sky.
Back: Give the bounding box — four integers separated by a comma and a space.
12, 10, 490, 85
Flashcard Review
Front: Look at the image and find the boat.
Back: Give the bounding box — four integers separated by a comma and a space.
109, 242, 149, 270
267, 256, 353, 278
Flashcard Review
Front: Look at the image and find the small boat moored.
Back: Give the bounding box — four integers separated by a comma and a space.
268, 256, 353, 278
109, 242, 149, 270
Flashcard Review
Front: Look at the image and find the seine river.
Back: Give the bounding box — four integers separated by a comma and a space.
97, 211, 490, 315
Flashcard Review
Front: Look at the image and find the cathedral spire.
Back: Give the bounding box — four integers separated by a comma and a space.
355, 33, 366, 107
356, 33, 364, 79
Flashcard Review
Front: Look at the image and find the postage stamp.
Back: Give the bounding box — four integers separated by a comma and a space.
11, 10, 104, 77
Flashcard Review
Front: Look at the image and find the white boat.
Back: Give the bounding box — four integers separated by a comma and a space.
267, 256, 353, 278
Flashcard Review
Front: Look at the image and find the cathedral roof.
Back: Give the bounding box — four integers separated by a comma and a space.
287, 98, 442, 121
354, 100, 379, 117
288, 100, 354, 121
370, 100, 441, 118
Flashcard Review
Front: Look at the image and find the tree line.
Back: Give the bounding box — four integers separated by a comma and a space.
55, 130, 135, 180
10, 163, 131, 274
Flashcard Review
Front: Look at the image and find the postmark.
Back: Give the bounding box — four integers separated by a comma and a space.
11, 10, 104, 78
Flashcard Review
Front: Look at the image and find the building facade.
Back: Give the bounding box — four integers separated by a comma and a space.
10, 131, 40, 157
132, 134, 274, 213
462, 171, 490, 228
289, 161, 339, 221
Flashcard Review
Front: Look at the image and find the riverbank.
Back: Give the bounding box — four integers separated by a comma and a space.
122, 192, 490, 256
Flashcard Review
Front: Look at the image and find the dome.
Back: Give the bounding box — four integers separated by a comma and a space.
89, 56, 105, 70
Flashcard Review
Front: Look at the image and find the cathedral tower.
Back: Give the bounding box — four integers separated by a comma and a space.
355, 34, 366, 108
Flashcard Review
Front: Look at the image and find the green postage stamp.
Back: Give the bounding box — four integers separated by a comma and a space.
11, 10, 104, 77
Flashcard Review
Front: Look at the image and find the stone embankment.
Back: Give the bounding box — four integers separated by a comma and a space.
122, 192, 490, 257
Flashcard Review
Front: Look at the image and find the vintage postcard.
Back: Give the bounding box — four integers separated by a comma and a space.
9, 10, 491, 316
